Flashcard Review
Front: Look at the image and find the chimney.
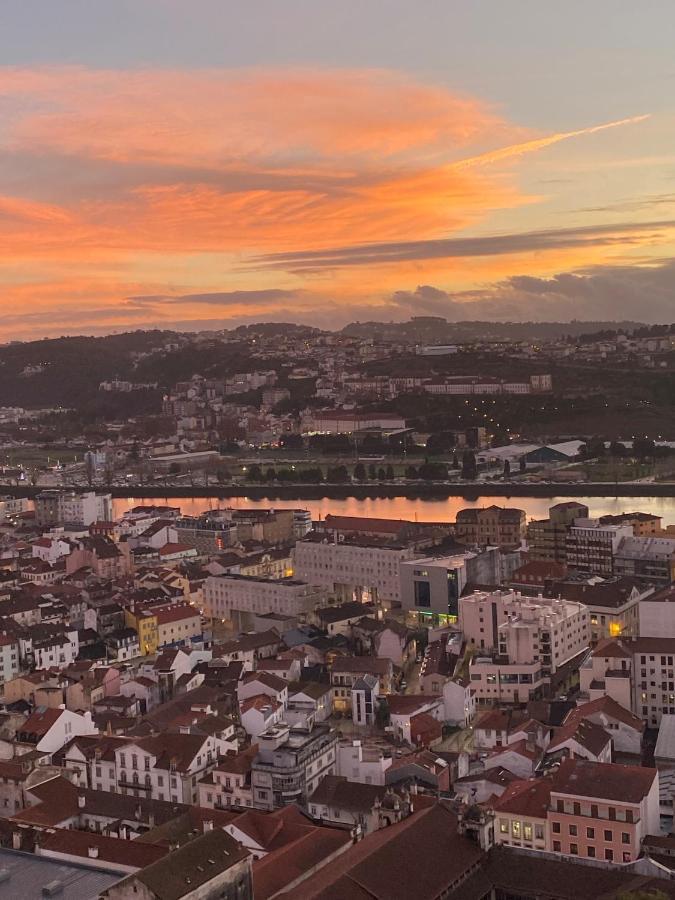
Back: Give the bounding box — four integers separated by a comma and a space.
78, 792, 86, 809
202, 819, 213, 833
88, 846, 99, 859
12, 831, 22, 851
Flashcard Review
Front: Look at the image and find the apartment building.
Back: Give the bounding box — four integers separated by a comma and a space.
553, 577, 650, 643
294, 534, 416, 605
0, 633, 20, 688
462, 590, 589, 704
527, 502, 589, 564
548, 759, 659, 863
35, 491, 112, 528
199, 744, 257, 810
455, 506, 526, 548
174, 514, 237, 552
101, 733, 220, 804
599, 512, 663, 536
580, 636, 675, 728
330, 657, 394, 714
614, 535, 675, 586
251, 722, 338, 810
565, 520, 633, 576
203, 573, 324, 632
493, 758, 659, 864
399, 554, 470, 621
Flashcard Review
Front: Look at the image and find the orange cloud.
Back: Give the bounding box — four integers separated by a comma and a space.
0, 65, 656, 335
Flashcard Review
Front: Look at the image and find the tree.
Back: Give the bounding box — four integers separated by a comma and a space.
327, 465, 350, 483
419, 462, 448, 480
405, 465, 418, 479
503, 459, 510, 478
353, 463, 366, 481
461, 450, 477, 480
265, 467, 276, 482
386, 464, 395, 480
519, 456, 527, 473
375, 697, 390, 730
609, 440, 627, 457
633, 437, 656, 459
452, 451, 460, 469
368, 464, 377, 479
246, 464, 263, 482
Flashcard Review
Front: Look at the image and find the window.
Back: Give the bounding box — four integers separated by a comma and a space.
535, 824, 544, 841
570, 843, 578, 855
523, 823, 533, 842
568, 824, 577, 836
587, 827, 595, 839
622, 833, 630, 844
553, 841, 561, 852
605, 849, 613, 862
604, 830, 612, 841
587, 846, 596, 858
552, 822, 561, 834
499, 820, 509, 834
511, 821, 521, 838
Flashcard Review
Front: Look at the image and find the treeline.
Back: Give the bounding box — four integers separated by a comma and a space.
243, 451, 479, 483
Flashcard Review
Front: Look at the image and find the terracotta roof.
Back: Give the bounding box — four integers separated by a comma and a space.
323, 515, 408, 534
154, 603, 199, 626
213, 744, 258, 776
40, 827, 167, 868
548, 718, 611, 757
18, 706, 64, 738
387, 695, 438, 717
253, 822, 351, 900
240, 694, 282, 715
592, 638, 632, 659
241, 671, 287, 692
565, 696, 644, 732
290, 802, 483, 900
492, 775, 554, 818
552, 757, 657, 804
331, 656, 391, 675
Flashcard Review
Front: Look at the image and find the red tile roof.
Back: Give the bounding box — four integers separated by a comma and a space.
552, 757, 657, 804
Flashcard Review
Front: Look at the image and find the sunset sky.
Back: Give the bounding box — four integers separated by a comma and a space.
2, 1, 675, 339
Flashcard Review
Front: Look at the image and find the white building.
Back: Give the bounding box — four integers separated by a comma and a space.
336, 740, 392, 785
203, 574, 325, 632
294, 535, 416, 605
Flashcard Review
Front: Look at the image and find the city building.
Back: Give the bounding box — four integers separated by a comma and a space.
203, 573, 325, 631
294, 533, 417, 605
35, 491, 113, 527
455, 505, 527, 548
614, 535, 675, 586
251, 722, 338, 810
528, 502, 590, 564
565, 520, 633, 576
462, 590, 589, 704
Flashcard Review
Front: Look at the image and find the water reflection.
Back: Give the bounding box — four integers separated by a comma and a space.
111, 494, 675, 526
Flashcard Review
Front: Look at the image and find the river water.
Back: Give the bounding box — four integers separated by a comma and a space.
111, 495, 675, 527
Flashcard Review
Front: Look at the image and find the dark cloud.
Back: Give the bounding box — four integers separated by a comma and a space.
127, 289, 302, 307
386, 259, 675, 323
250, 219, 675, 272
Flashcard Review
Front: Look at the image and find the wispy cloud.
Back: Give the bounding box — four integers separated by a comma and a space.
251, 219, 675, 271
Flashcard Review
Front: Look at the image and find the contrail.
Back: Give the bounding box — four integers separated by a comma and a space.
452, 114, 650, 170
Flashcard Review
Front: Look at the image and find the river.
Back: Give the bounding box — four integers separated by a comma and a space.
110, 494, 675, 526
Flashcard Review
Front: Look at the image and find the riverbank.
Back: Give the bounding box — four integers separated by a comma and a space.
5, 480, 675, 500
